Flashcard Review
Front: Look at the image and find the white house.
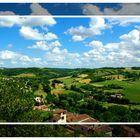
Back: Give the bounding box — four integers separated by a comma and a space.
34, 97, 42, 103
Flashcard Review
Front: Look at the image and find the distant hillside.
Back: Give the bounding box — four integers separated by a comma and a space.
0, 67, 91, 78
0, 67, 140, 78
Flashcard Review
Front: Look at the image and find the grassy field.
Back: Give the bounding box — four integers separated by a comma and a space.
94, 80, 140, 103
15, 73, 36, 77
59, 76, 140, 109
34, 84, 47, 98
102, 102, 140, 110
58, 76, 84, 88
60, 77, 75, 87
124, 80, 140, 104
104, 89, 123, 94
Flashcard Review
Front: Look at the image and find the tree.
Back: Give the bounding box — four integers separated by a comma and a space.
46, 93, 56, 104
60, 100, 69, 109
0, 77, 53, 122
42, 84, 51, 93
40, 112, 53, 122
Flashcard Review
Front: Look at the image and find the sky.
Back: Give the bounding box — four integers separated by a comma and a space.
0, 3, 140, 15
0, 17, 140, 68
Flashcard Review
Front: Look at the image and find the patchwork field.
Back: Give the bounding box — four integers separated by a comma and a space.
50, 76, 85, 95
56, 77, 84, 88
50, 72, 140, 109
94, 80, 140, 103
49, 69, 140, 102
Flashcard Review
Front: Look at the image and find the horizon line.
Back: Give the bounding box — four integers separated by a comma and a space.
0, 66, 139, 69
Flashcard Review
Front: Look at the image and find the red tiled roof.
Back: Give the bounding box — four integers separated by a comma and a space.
34, 106, 99, 123
94, 125, 113, 133
52, 109, 66, 114
34, 105, 48, 110
82, 118, 98, 122
66, 113, 98, 122
52, 114, 61, 122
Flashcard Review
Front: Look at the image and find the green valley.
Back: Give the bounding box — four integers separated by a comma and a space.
0, 67, 140, 122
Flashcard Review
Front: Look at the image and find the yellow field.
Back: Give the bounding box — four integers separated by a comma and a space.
52, 89, 65, 94
105, 75, 125, 80
55, 83, 65, 89
51, 83, 65, 95
78, 74, 88, 78
15, 73, 36, 77
79, 78, 91, 84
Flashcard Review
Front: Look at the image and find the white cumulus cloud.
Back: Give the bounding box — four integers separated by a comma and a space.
0, 50, 43, 66
0, 3, 51, 16
83, 29, 140, 67
45, 47, 81, 68
0, 17, 56, 27
66, 17, 107, 42
30, 3, 51, 15
83, 3, 140, 15
28, 40, 61, 51
0, 11, 15, 15
108, 17, 140, 26
19, 26, 57, 40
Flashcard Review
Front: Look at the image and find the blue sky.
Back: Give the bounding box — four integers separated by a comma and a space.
0, 3, 120, 15
0, 3, 140, 15
0, 17, 140, 68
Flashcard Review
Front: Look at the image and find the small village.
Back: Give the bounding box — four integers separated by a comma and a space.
34, 103, 113, 136
34, 95, 112, 136
34, 99, 140, 137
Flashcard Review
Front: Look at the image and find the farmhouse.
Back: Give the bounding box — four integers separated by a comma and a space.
34, 97, 42, 103
34, 96, 45, 105
110, 94, 123, 98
